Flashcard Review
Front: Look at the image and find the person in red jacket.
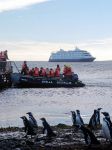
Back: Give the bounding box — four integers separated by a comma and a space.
21, 61, 29, 75
66, 66, 72, 76
29, 68, 34, 76
46, 68, 50, 77
55, 65, 60, 77
34, 67, 39, 77
56, 64, 60, 71
63, 65, 73, 80
0, 50, 9, 61
0, 50, 9, 72
4, 50, 9, 61
0, 51, 3, 60
63, 65, 67, 76
49, 68, 55, 77
39, 67, 46, 77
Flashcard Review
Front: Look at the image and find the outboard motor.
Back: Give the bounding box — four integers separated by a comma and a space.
72, 74, 78, 81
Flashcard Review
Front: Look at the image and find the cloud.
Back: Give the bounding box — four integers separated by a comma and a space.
0, 41, 73, 61
76, 38, 112, 61
0, 0, 49, 13
0, 39, 112, 61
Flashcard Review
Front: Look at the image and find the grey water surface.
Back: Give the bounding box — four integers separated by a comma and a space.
0, 61, 112, 127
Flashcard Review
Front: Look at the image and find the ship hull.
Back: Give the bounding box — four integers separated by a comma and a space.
49, 58, 95, 62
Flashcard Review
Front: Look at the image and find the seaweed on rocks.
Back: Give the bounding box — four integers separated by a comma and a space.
0, 125, 112, 150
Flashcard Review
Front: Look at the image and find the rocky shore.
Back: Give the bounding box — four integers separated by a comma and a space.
0, 124, 112, 150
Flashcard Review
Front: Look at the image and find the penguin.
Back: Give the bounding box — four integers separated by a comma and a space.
76, 110, 84, 125
20, 116, 36, 138
76, 125, 100, 145
71, 111, 76, 126
102, 112, 112, 142
26, 112, 38, 128
40, 118, 56, 138
88, 110, 97, 129
96, 108, 102, 125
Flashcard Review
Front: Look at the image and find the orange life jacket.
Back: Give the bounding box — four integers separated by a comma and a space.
66, 67, 72, 75
56, 66, 60, 71
63, 67, 67, 75
46, 69, 50, 77
0, 52, 2, 59
29, 69, 33, 76
55, 68, 60, 77
50, 69, 55, 77
41, 68, 46, 76
0, 51, 5, 60
34, 68, 39, 76
22, 63, 27, 70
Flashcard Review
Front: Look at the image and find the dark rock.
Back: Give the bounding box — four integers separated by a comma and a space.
0, 126, 112, 150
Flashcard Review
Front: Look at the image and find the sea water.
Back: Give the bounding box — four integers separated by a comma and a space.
0, 61, 112, 127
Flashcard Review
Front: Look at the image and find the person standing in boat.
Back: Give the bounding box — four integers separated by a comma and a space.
0, 50, 9, 72
4, 50, 9, 61
21, 61, 29, 75
0, 50, 9, 61
56, 64, 60, 71
55, 64, 60, 77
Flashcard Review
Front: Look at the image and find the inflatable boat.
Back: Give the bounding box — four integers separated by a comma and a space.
11, 73, 85, 88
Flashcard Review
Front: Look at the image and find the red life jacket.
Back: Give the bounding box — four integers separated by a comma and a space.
29, 69, 33, 76
63, 67, 67, 75
0, 52, 2, 59
55, 68, 60, 77
66, 67, 72, 75
34, 68, 39, 76
0, 51, 5, 60
41, 68, 46, 76
46, 69, 50, 77
57, 66, 60, 71
22, 63, 27, 70
50, 69, 55, 77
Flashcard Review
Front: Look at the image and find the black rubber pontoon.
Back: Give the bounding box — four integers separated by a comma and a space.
11, 73, 85, 88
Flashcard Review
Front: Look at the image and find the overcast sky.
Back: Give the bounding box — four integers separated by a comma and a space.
0, 0, 112, 61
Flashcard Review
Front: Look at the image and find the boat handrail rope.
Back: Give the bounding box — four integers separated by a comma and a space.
12, 61, 20, 73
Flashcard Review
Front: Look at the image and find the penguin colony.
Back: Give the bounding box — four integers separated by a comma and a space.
20, 109, 112, 146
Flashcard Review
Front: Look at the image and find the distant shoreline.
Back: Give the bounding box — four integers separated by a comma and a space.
11, 60, 112, 62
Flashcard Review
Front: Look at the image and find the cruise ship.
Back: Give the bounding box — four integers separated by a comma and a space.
49, 47, 96, 62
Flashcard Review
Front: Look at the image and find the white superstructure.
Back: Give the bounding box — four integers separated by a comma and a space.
49, 47, 95, 62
